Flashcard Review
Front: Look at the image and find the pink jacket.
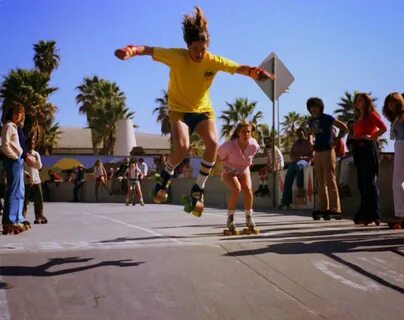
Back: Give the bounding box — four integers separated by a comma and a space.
218, 138, 260, 172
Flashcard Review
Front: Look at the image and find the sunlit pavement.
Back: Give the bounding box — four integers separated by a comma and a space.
0, 202, 403, 320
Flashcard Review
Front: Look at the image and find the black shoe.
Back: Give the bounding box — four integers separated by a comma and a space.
261, 185, 270, 197
254, 185, 263, 196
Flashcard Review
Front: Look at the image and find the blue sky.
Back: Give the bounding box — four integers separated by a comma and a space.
1, 0, 403, 151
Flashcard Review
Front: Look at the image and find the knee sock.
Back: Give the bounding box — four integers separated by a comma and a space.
245, 209, 253, 217
196, 159, 215, 189
164, 160, 176, 176
227, 209, 235, 216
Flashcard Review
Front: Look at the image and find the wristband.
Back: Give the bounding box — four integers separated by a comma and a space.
126, 45, 138, 57
249, 67, 260, 80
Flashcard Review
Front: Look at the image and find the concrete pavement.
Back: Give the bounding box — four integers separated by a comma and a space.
0, 203, 403, 320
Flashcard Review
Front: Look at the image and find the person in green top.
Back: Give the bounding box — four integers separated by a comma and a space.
115, 6, 274, 214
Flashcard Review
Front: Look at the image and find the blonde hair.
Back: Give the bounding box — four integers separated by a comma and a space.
182, 6, 209, 46
230, 121, 256, 140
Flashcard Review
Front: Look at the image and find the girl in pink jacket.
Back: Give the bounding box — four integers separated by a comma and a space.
218, 121, 260, 235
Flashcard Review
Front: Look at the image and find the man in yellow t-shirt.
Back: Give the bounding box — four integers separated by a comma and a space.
115, 6, 274, 216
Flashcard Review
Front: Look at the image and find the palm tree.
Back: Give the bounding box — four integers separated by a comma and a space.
280, 111, 306, 152
0, 68, 58, 149
219, 97, 263, 139
76, 77, 134, 155
33, 40, 60, 78
334, 91, 357, 123
76, 76, 105, 153
152, 90, 171, 136
43, 121, 63, 155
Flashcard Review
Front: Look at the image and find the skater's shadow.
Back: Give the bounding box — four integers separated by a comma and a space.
224, 236, 404, 294
96, 236, 186, 243
222, 226, 390, 241
0, 256, 144, 277
0, 281, 12, 289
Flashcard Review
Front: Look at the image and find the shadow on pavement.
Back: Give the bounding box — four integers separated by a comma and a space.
0, 257, 144, 277
95, 236, 186, 243
224, 236, 404, 294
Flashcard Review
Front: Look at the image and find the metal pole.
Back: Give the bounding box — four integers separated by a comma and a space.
277, 98, 280, 147
272, 57, 277, 209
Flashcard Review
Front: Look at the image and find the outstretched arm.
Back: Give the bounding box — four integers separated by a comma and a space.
235, 65, 275, 81
114, 45, 154, 60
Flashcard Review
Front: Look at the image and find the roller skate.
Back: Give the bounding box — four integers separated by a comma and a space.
254, 185, 263, 197
2, 224, 25, 235
363, 219, 380, 226
181, 184, 204, 217
312, 210, 342, 221
152, 172, 171, 204
34, 214, 48, 224
261, 185, 270, 197
278, 203, 291, 210
242, 215, 260, 235
387, 222, 401, 229
22, 220, 31, 229
223, 215, 240, 236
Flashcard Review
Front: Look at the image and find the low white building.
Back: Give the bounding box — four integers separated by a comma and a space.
53, 127, 170, 155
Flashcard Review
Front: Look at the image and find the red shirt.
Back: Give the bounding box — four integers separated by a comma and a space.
353, 112, 386, 140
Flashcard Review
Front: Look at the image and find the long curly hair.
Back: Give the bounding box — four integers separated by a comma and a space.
353, 93, 377, 119
382, 92, 404, 123
182, 6, 210, 46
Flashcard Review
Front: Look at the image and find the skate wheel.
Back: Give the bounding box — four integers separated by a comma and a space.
334, 216, 343, 220
223, 229, 230, 236
242, 228, 251, 235
191, 201, 204, 217
252, 228, 260, 235
323, 215, 331, 221
34, 220, 39, 224
388, 222, 401, 229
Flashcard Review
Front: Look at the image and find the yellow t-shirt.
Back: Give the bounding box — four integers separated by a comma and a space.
153, 47, 239, 113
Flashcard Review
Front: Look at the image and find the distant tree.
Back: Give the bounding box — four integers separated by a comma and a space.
219, 97, 263, 139
76, 77, 134, 155
33, 40, 60, 78
43, 121, 62, 155
153, 90, 171, 136
280, 111, 306, 152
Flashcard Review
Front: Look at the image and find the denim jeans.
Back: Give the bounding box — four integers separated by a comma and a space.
2, 157, 25, 224
281, 160, 309, 206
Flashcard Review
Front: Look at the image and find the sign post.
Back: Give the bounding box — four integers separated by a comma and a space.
255, 53, 294, 208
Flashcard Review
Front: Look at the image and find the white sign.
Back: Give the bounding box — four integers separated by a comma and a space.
255, 52, 294, 102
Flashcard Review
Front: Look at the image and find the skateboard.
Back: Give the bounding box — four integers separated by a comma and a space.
181, 194, 204, 217
312, 210, 343, 221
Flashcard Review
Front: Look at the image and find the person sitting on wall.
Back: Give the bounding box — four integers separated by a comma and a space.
278, 128, 313, 209
254, 137, 284, 197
